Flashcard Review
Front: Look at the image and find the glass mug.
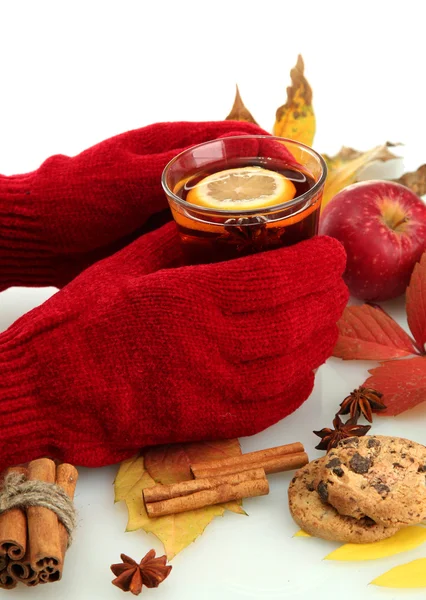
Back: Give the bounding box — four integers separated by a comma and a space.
162, 136, 327, 265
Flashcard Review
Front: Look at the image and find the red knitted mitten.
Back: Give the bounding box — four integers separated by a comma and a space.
0, 222, 348, 469
0, 120, 275, 290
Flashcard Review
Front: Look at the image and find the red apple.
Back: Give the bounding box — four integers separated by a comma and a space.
319, 180, 426, 301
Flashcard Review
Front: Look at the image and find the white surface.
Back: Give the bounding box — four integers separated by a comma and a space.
1, 1, 426, 598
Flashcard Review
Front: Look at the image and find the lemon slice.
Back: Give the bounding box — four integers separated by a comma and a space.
186, 166, 297, 210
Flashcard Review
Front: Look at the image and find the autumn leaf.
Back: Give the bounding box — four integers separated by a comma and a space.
406, 253, 426, 352
144, 439, 242, 484
363, 356, 426, 415
371, 558, 426, 588
333, 251, 426, 415
394, 164, 426, 197
273, 55, 315, 146
143, 439, 246, 515
225, 85, 258, 125
325, 526, 426, 561
293, 529, 311, 537
322, 143, 400, 209
333, 304, 419, 360
114, 440, 245, 559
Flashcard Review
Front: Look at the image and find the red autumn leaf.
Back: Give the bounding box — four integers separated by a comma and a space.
406, 253, 426, 353
333, 304, 419, 360
363, 357, 426, 415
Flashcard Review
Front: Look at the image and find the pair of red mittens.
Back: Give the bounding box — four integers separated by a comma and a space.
0, 120, 348, 469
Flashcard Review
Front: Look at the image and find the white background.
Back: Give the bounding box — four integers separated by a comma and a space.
0, 1, 426, 598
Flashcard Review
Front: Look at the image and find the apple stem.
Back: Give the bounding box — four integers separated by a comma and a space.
393, 216, 409, 229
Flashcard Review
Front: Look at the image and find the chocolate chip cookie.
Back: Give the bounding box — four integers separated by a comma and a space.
288, 457, 399, 543
316, 435, 426, 527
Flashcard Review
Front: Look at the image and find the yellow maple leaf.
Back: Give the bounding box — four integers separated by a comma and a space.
322, 143, 400, 209
371, 558, 426, 588
225, 85, 258, 125
273, 55, 315, 146
325, 526, 426, 561
114, 440, 245, 560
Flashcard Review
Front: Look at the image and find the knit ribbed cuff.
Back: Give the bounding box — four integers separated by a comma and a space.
0, 327, 52, 466
0, 173, 57, 289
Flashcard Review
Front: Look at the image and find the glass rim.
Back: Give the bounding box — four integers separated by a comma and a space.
161, 135, 328, 217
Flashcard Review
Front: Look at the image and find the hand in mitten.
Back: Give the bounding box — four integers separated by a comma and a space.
0, 120, 271, 290
0, 222, 348, 470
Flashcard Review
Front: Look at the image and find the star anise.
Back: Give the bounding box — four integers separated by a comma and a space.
111, 550, 172, 596
338, 386, 386, 422
217, 220, 285, 254
313, 414, 371, 452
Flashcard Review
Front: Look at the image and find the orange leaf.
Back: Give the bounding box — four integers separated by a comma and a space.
406, 253, 426, 353
363, 357, 426, 415
144, 439, 246, 516
144, 439, 242, 484
225, 85, 258, 125
333, 304, 419, 360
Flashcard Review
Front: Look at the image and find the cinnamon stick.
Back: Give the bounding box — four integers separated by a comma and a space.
190, 443, 308, 479
7, 554, 39, 587
0, 569, 16, 590
49, 463, 79, 583
192, 452, 308, 479
0, 557, 16, 590
144, 468, 269, 518
27, 459, 62, 572
0, 466, 28, 560
38, 567, 58, 584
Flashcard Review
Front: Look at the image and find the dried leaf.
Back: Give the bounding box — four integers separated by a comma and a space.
406, 253, 426, 353
225, 85, 258, 124
322, 143, 400, 209
114, 440, 245, 559
273, 55, 315, 146
394, 164, 426, 197
325, 526, 426, 561
333, 304, 419, 360
363, 357, 426, 415
371, 558, 426, 588
293, 529, 311, 537
144, 439, 242, 484
144, 439, 246, 515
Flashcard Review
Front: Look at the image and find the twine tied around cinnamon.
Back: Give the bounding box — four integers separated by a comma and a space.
0, 472, 76, 547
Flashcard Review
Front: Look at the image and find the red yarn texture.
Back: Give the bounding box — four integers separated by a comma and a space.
0, 121, 271, 290
0, 121, 348, 469
0, 221, 348, 470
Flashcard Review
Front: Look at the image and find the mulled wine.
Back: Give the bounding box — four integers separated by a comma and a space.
162, 137, 326, 265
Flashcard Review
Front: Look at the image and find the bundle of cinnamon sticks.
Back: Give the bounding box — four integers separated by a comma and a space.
143, 442, 308, 517
0, 458, 78, 589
